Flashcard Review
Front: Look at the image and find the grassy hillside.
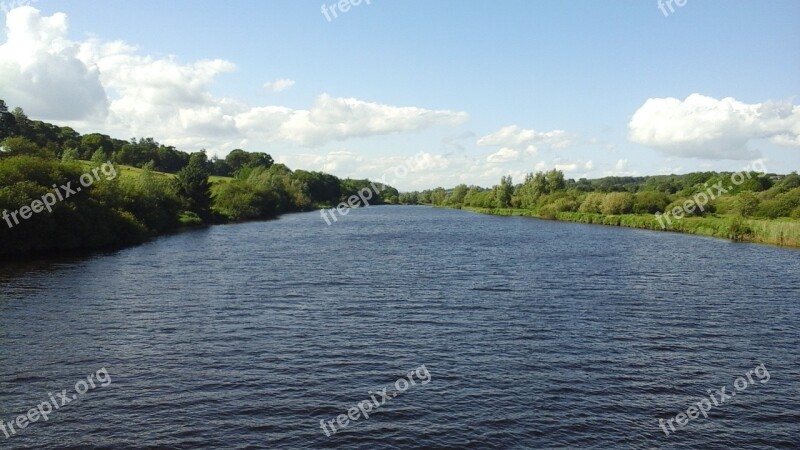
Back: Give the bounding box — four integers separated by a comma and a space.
78, 160, 233, 184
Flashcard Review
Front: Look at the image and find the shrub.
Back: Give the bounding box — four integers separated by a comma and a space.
600, 192, 634, 215
755, 189, 800, 218
633, 191, 670, 214
665, 198, 715, 217
579, 192, 605, 213
551, 197, 579, 212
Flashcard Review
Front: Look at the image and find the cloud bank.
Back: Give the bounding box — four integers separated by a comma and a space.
0, 7, 468, 154
629, 93, 800, 160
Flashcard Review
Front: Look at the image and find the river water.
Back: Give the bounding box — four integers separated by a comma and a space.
1, 206, 798, 449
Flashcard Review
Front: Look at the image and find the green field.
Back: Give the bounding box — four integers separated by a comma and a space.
78, 160, 233, 184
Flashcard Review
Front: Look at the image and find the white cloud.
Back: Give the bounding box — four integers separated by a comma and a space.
530, 158, 594, 176
477, 125, 573, 150
629, 94, 800, 160
404, 152, 450, 171
263, 78, 295, 92
603, 159, 637, 177
277, 150, 363, 174
486, 147, 520, 163
0, 6, 107, 120
257, 94, 469, 147
0, 7, 469, 153
276, 150, 453, 189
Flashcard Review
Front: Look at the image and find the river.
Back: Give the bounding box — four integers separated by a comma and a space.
1, 206, 798, 449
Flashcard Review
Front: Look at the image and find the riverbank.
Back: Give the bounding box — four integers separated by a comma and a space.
461, 207, 800, 248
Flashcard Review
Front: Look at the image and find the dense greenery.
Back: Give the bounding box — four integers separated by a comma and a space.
0, 100, 395, 257
401, 169, 800, 246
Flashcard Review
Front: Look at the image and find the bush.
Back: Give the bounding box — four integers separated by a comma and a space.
665, 197, 715, 217
551, 197, 578, 212
600, 192, 634, 215
579, 193, 605, 213
734, 192, 760, 217
755, 189, 800, 218
212, 179, 277, 221
633, 191, 670, 214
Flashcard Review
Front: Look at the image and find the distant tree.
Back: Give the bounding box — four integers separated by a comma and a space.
429, 187, 447, 206
600, 192, 634, 215
154, 146, 190, 173
61, 147, 80, 162
545, 169, 566, 193
633, 191, 670, 214
225, 149, 251, 173
0, 100, 18, 140
174, 152, 212, 219
91, 148, 109, 165
579, 192, 606, 214
494, 175, 514, 208
448, 184, 469, 206
0, 137, 54, 159
81, 134, 115, 160
247, 152, 274, 169
734, 192, 760, 217
11, 107, 32, 139
210, 155, 232, 177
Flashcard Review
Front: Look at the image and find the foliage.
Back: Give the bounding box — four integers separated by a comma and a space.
600, 192, 634, 215
0, 100, 19, 140
633, 191, 670, 214
0, 97, 396, 257
174, 152, 212, 219
494, 175, 514, 208
578, 193, 605, 214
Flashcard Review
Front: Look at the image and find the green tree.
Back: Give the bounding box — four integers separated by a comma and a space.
11, 107, 32, 139
225, 149, 251, 173
0, 137, 54, 159
633, 191, 670, 214
80, 134, 115, 160
545, 169, 566, 193
600, 192, 634, 215
0, 100, 19, 140
734, 192, 760, 216
175, 152, 212, 219
579, 192, 605, 213
494, 175, 513, 208
448, 184, 469, 206
91, 148, 109, 165
61, 148, 80, 162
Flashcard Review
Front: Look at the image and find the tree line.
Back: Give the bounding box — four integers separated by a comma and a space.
401, 169, 800, 220
0, 99, 397, 257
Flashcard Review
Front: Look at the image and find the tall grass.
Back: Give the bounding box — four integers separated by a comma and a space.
462, 207, 800, 248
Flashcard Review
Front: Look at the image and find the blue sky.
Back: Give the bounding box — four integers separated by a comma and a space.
1, 0, 799, 189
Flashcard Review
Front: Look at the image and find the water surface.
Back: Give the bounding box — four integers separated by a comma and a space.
1, 206, 798, 449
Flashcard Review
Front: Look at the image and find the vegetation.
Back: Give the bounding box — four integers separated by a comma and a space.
0, 99, 395, 258
401, 169, 800, 247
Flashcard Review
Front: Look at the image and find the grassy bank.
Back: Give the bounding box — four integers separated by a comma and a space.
462, 207, 800, 248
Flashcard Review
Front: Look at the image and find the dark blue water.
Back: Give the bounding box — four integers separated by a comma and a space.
1, 206, 798, 449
